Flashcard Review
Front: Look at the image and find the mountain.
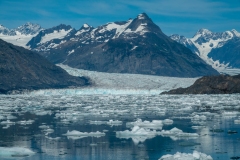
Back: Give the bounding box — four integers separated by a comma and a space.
162, 74, 240, 94
0, 39, 90, 94
170, 29, 240, 72
0, 22, 43, 48
208, 37, 240, 68
27, 13, 218, 77
27, 24, 75, 50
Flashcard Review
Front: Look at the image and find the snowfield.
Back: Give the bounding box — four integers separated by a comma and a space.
28, 64, 198, 95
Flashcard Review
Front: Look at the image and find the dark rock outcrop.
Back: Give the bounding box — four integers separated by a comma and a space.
162, 74, 240, 94
0, 39, 90, 94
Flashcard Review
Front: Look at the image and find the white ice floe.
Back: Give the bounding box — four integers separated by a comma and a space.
63, 130, 105, 137
126, 119, 163, 130
234, 119, 240, 124
89, 121, 108, 125
39, 125, 50, 129
106, 120, 123, 126
159, 151, 213, 160
163, 119, 174, 125
222, 111, 239, 117
45, 136, 61, 141
159, 127, 199, 140
116, 126, 157, 136
0, 120, 15, 125
0, 147, 35, 158
17, 120, 34, 125
116, 126, 158, 144
191, 115, 207, 121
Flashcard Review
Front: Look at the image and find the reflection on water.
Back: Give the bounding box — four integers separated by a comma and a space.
0, 94, 240, 159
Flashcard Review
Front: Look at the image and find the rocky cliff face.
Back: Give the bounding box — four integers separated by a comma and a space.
162, 74, 240, 94
0, 39, 90, 94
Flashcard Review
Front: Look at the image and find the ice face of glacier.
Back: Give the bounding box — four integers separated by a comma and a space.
26, 64, 197, 96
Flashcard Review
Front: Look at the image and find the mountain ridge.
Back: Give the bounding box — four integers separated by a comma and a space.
0, 39, 90, 94
34, 13, 219, 77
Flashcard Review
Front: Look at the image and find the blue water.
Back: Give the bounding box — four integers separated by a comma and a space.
0, 94, 240, 159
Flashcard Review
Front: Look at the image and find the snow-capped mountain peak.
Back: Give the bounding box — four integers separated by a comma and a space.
196, 28, 212, 35
171, 28, 240, 73
231, 29, 240, 37
0, 22, 43, 48
137, 13, 148, 19
15, 22, 42, 35
83, 23, 90, 28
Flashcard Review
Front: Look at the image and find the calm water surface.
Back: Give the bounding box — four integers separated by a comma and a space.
0, 94, 240, 160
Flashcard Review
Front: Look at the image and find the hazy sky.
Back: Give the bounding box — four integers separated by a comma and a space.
0, 0, 240, 37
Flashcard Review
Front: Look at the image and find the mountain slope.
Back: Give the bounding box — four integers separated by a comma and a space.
0, 39, 90, 94
0, 23, 42, 48
208, 37, 240, 68
32, 13, 218, 77
170, 29, 240, 72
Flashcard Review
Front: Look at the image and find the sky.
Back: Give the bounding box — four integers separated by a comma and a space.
0, 0, 240, 37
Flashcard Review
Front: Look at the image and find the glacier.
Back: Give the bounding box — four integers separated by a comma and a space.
27, 64, 197, 96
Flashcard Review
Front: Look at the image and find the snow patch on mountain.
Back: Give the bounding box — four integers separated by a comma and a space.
171, 28, 240, 73
40, 29, 72, 44
0, 23, 42, 48
231, 29, 240, 37
0, 33, 37, 48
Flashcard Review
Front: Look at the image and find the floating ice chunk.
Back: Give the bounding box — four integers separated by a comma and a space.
159, 127, 199, 139
6, 115, 17, 120
117, 126, 157, 136
39, 125, 50, 129
0, 115, 5, 120
89, 121, 107, 125
0, 120, 15, 125
45, 136, 61, 140
0, 147, 35, 158
107, 120, 122, 126
158, 151, 213, 160
222, 111, 239, 117
126, 119, 163, 129
234, 119, 240, 124
63, 130, 105, 137
116, 126, 157, 144
191, 115, 207, 121
17, 120, 34, 125
44, 128, 54, 134
35, 111, 51, 116
160, 127, 182, 136
163, 119, 173, 125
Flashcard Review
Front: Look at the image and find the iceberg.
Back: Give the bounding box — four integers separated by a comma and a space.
63, 130, 105, 137
0, 120, 15, 125
126, 119, 163, 130
116, 126, 158, 144
159, 127, 199, 140
159, 151, 213, 160
106, 119, 123, 126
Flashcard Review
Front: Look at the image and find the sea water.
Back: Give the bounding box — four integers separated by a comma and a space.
0, 94, 240, 160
